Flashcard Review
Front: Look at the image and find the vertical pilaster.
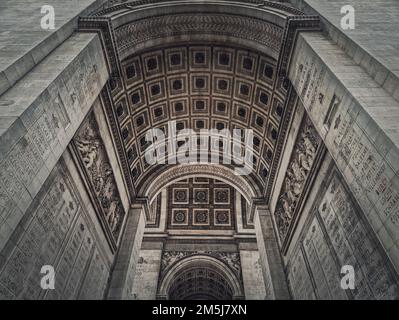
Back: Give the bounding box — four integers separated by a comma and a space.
131, 241, 164, 300
255, 206, 291, 299
107, 203, 145, 300
238, 242, 267, 299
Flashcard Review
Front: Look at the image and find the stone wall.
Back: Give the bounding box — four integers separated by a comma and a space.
288, 30, 399, 275
240, 249, 266, 300
285, 152, 399, 299
0, 152, 112, 300
0, 32, 108, 256
131, 247, 163, 300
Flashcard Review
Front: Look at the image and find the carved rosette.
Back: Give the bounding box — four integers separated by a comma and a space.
74, 112, 125, 244
274, 115, 321, 244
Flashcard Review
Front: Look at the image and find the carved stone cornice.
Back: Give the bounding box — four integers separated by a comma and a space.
92, 0, 305, 17
78, 17, 124, 96
160, 250, 243, 282
99, 85, 136, 199
277, 15, 321, 79
115, 13, 283, 59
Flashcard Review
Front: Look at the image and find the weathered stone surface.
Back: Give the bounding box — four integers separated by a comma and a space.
290, 0, 399, 101
289, 32, 399, 272
131, 249, 162, 300
240, 250, 266, 300
0, 0, 109, 96
0, 32, 108, 253
0, 157, 111, 300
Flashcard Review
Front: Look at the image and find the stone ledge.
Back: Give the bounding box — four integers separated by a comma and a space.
0, 0, 109, 97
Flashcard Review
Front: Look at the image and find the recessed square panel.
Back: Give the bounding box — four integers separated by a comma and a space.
126, 144, 138, 165
146, 79, 166, 103
254, 85, 271, 111
212, 119, 228, 131
236, 51, 258, 79
259, 162, 269, 181
165, 47, 188, 73
251, 111, 266, 135
133, 111, 149, 134
138, 132, 152, 152
193, 188, 209, 204
213, 47, 235, 72
151, 103, 168, 123
168, 75, 188, 97
142, 51, 164, 79
234, 79, 253, 103
115, 98, 129, 123
258, 57, 275, 86
170, 98, 189, 118
192, 118, 208, 130
131, 162, 142, 182
233, 103, 250, 124
271, 98, 284, 122
214, 188, 230, 204
191, 74, 210, 94
189, 47, 211, 70
213, 75, 232, 97
191, 97, 210, 115
267, 122, 279, 145
193, 209, 209, 226
212, 98, 230, 118
252, 133, 261, 152
129, 85, 147, 112
123, 56, 143, 87
121, 122, 133, 145
262, 145, 274, 164
173, 188, 189, 204
171, 208, 189, 225
214, 209, 231, 226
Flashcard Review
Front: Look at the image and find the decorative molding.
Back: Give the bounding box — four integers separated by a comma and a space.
99, 85, 136, 198
92, 0, 305, 17
141, 164, 260, 204
115, 14, 283, 59
277, 15, 321, 79
75, 1, 323, 229
160, 250, 243, 283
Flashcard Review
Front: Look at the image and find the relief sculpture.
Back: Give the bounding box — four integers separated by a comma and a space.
74, 112, 125, 242
274, 115, 321, 243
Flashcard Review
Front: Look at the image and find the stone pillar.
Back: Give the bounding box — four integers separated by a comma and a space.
107, 203, 146, 300
131, 241, 164, 300
239, 242, 267, 300
254, 206, 291, 299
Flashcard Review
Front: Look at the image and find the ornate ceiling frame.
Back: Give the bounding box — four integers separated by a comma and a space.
76, 0, 321, 227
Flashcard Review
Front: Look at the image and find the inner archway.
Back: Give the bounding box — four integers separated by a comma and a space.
158, 255, 244, 300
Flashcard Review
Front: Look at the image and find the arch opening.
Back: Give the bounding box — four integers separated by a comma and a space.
158, 255, 244, 300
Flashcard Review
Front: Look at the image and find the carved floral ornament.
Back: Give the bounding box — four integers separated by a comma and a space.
274, 115, 321, 243
74, 113, 125, 241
